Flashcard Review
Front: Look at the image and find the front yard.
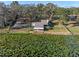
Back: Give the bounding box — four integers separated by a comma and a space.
68, 26, 79, 34
0, 25, 79, 35
44, 25, 70, 35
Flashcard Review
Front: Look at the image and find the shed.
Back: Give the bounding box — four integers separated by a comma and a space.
68, 15, 77, 21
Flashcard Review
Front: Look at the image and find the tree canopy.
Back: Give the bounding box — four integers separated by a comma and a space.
0, 1, 79, 27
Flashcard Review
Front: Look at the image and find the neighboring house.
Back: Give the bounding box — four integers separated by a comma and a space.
12, 18, 31, 29
68, 15, 77, 21
12, 21, 31, 29
67, 15, 78, 27
12, 21, 24, 29
68, 15, 77, 24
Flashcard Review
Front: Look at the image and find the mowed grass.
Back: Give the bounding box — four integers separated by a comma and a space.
53, 26, 67, 32
68, 26, 79, 34
0, 33, 79, 57
49, 25, 69, 33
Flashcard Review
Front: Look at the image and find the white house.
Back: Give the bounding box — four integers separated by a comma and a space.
32, 19, 49, 31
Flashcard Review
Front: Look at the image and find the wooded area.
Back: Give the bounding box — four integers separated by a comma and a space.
0, 1, 79, 29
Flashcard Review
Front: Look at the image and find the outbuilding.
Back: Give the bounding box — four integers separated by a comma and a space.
12, 18, 31, 29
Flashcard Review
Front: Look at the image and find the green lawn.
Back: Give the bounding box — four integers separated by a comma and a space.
53, 25, 69, 32
0, 33, 79, 57
68, 26, 79, 34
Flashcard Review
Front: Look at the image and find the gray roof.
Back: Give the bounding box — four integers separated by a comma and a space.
12, 21, 31, 29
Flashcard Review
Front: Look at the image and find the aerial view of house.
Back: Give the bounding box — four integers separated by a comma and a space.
0, 1, 79, 57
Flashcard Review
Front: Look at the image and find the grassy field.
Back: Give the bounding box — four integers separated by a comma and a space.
68, 26, 79, 34
0, 33, 79, 57
0, 25, 79, 35
46, 25, 70, 35
53, 25, 68, 32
